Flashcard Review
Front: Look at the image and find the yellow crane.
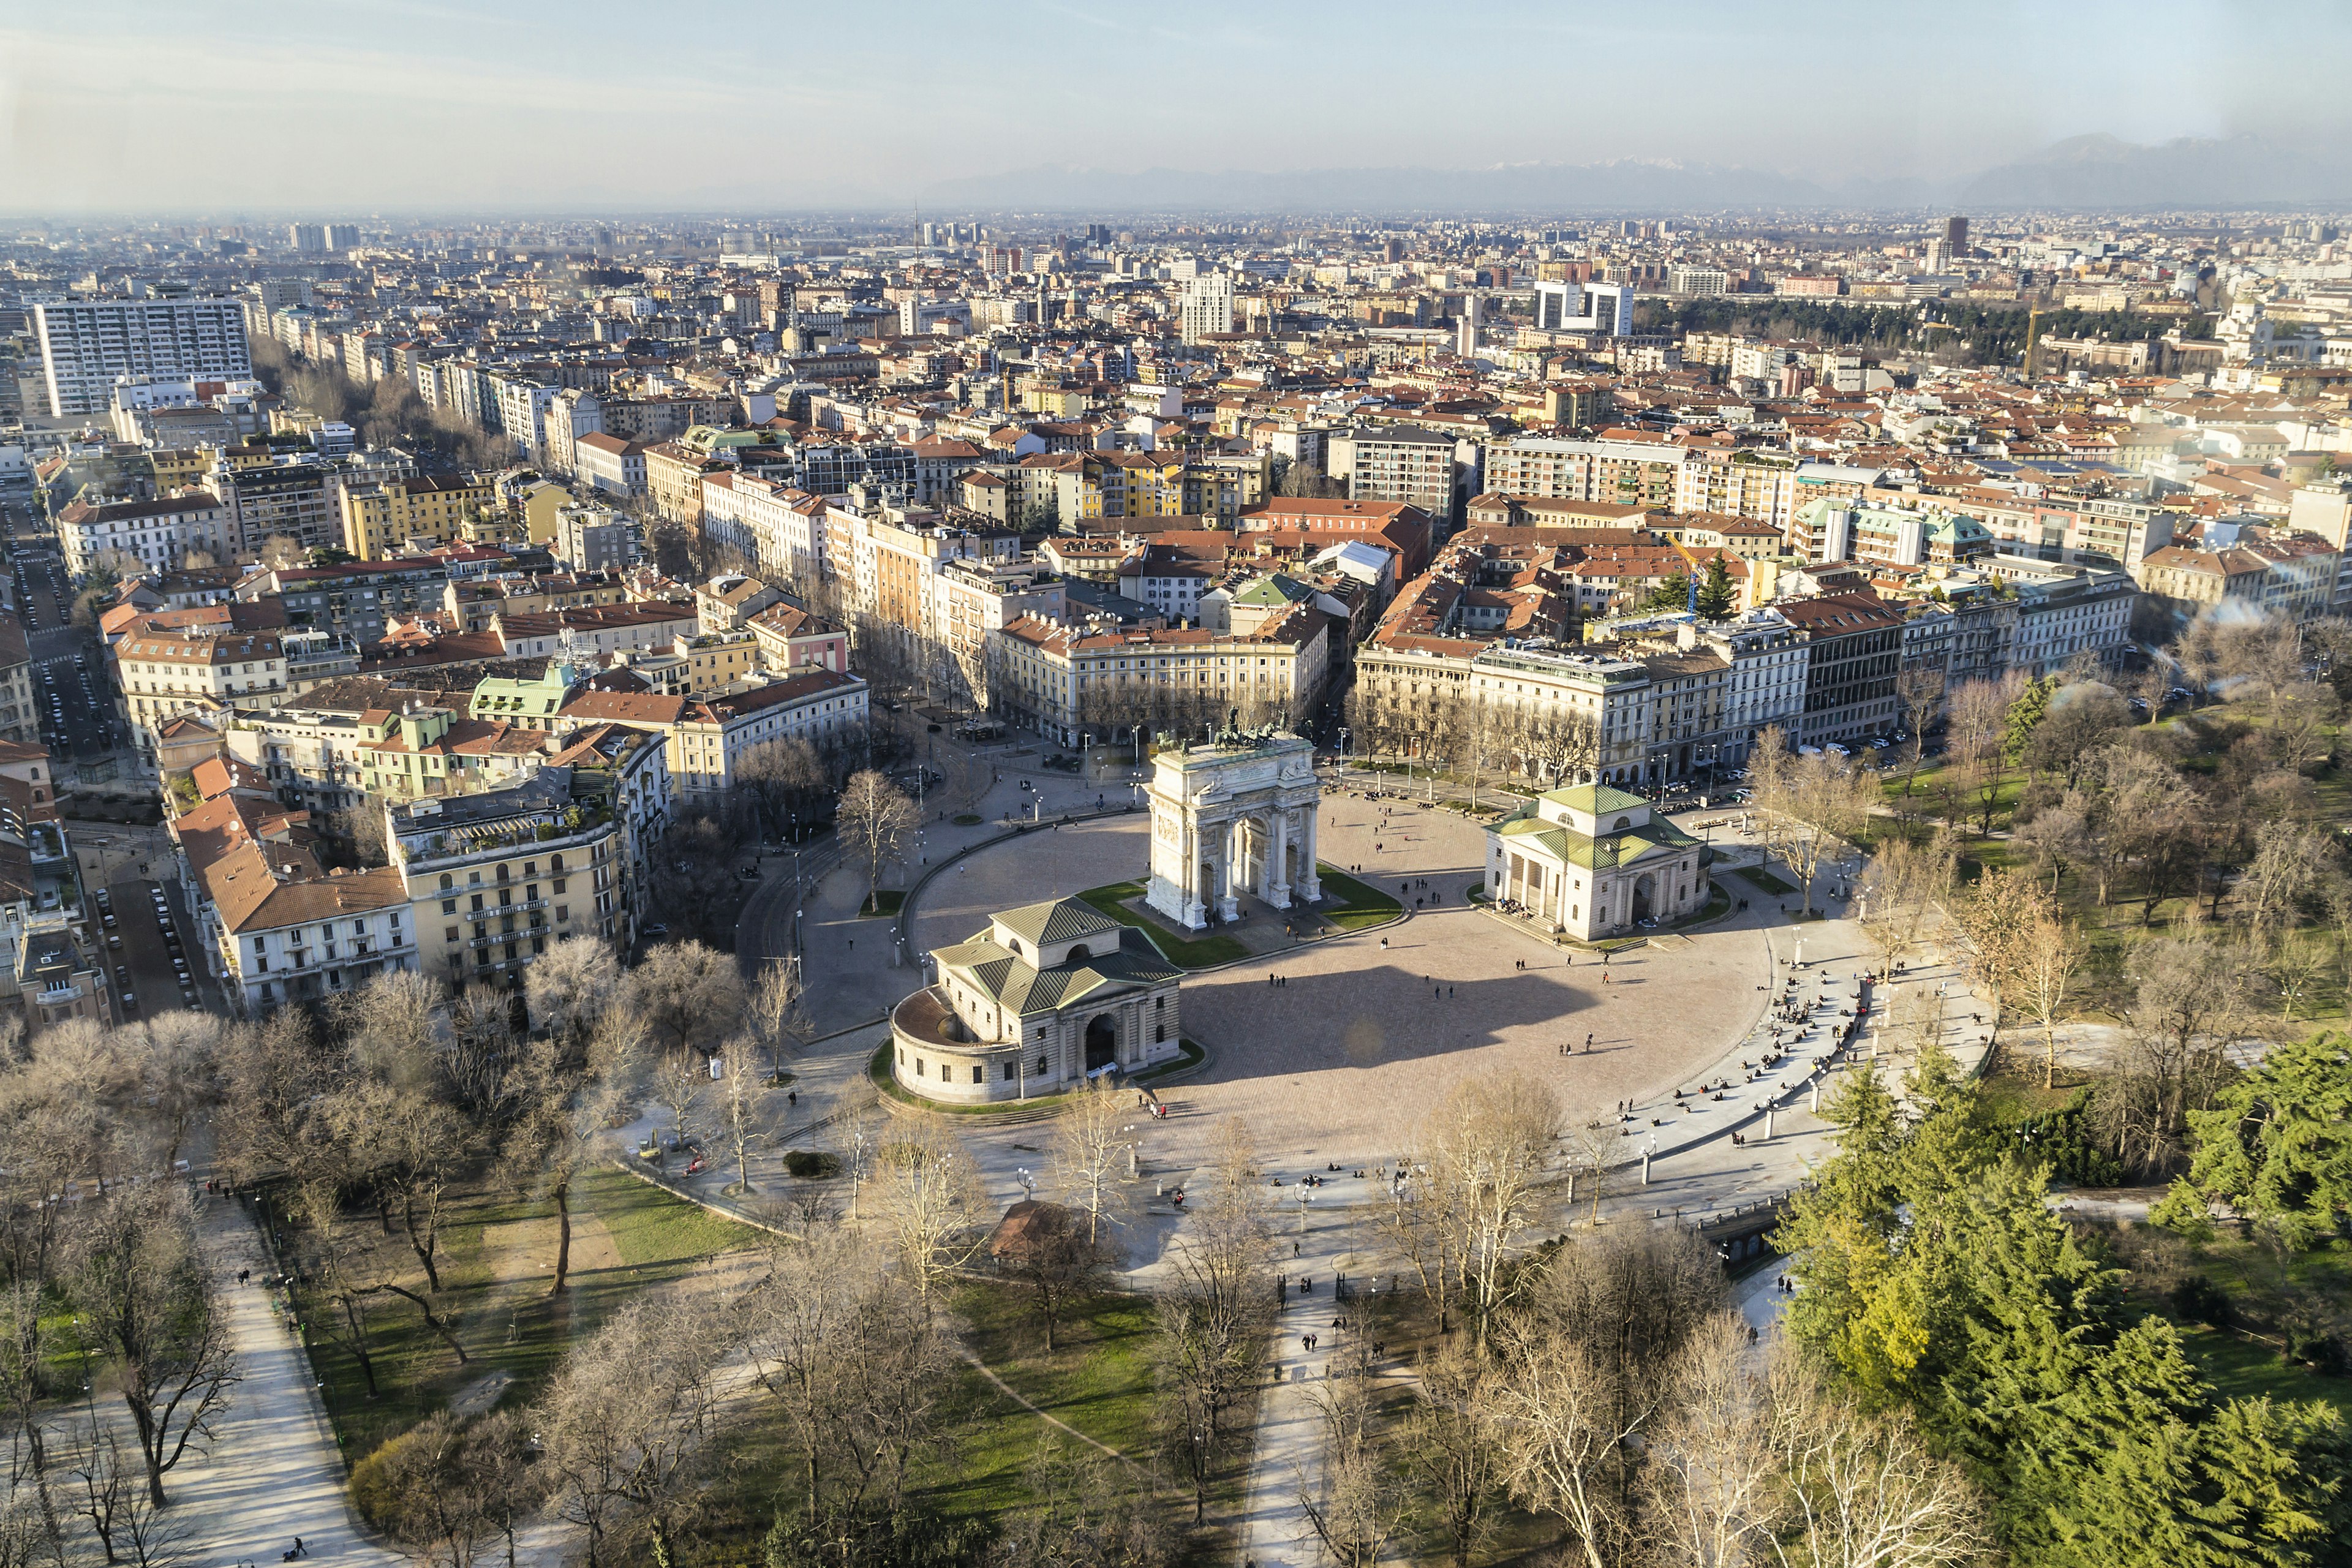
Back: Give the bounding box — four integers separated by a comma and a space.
1668, 534, 1706, 615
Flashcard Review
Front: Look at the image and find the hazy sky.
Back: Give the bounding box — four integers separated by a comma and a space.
3, 0, 2345, 214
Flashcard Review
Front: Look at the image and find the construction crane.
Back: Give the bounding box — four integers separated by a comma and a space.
1668, 535, 1706, 616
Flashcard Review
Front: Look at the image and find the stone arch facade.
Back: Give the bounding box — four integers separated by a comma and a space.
1144, 733, 1322, 930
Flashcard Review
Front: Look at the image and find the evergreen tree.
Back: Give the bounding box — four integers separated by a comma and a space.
2004, 676, 2057, 768
1640, 573, 1691, 612
1695, 554, 1737, 619
2185, 1031, 2352, 1250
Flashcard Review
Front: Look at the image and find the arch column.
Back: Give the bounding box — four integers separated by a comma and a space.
1263, 810, 1292, 909
1215, 816, 1241, 922
1294, 805, 1322, 902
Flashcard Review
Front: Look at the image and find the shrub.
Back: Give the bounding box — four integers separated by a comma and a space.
2169, 1273, 2234, 1327
2284, 1325, 2349, 1376
783, 1150, 840, 1180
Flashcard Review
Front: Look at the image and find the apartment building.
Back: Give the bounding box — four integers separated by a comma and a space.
934, 559, 1065, 710
31, 296, 252, 417
1355, 639, 1656, 788
575, 432, 649, 499
56, 492, 233, 578
1940, 491, 2177, 571
116, 630, 287, 756
390, 767, 633, 987
552, 502, 639, 573
823, 489, 1021, 676
1329, 425, 1464, 516
175, 791, 415, 1015
796, 439, 917, 497
709, 474, 828, 587
355, 703, 549, 802
240, 559, 449, 645
0, 620, 33, 749
560, 666, 870, 803
339, 473, 497, 557
1776, 594, 1902, 745
1983, 557, 2138, 676
209, 461, 337, 557
1674, 447, 1799, 529
990, 609, 1330, 747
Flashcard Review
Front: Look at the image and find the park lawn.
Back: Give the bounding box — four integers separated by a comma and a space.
858, 889, 907, 918
1073, 880, 1250, 967
1671, 884, 1735, 929
1737, 865, 1799, 896
1313, 865, 1405, 932
2176, 1323, 2352, 1420
293, 1164, 766, 1466
953, 1280, 1162, 1458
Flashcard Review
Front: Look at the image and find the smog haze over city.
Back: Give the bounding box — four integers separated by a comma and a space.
1, 5, 2351, 1568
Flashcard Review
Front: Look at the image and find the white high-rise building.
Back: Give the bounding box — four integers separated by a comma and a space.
1180, 271, 1234, 344
288, 223, 326, 254
31, 296, 252, 418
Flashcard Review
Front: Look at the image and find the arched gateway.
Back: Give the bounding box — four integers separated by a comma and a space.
1143, 728, 1322, 930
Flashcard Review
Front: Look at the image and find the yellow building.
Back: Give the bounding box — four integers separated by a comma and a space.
511, 477, 571, 545
148, 447, 211, 492
339, 473, 497, 557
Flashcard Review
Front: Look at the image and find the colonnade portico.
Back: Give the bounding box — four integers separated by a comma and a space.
1145, 728, 1323, 931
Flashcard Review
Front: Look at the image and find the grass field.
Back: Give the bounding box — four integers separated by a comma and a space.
1311, 864, 1406, 931
1738, 865, 1800, 896
858, 889, 907, 918
1073, 880, 1251, 967
290, 1164, 766, 1466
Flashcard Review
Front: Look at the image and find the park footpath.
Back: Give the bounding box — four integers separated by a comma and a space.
168, 1196, 405, 1568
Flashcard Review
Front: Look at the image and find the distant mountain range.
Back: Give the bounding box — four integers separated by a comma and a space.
916, 135, 2352, 215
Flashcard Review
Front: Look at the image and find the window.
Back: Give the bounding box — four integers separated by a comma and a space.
916, 1057, 926, 1076
441, 898, 456, 914
553, 876, 567, 894
439, 873, 453, 891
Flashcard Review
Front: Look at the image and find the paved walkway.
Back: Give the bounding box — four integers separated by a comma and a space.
170, 1196, 403, 1567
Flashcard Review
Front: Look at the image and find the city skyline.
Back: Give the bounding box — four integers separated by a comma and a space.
7, 0, 2352, 214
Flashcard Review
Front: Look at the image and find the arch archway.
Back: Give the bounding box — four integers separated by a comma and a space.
1084, 1013, 1118, 1073
1632, 872, 1656, 923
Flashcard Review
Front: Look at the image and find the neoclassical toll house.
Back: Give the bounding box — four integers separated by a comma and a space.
895, 897, 1183, 1104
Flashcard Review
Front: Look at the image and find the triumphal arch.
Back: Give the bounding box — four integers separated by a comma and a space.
1144, 722, 1322, 930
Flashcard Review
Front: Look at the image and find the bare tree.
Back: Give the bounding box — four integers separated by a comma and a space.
1401, 1338, 1504, 1568
1417, 1069, 1565, 1354
1762, 1346, 1985, 1568
64, 1190, 239, 1507
871, 1112, 986, 1303
1891, 667, 1945, 797
650, 1046, 706, 1164
1749, 728, 1877, 917
738, 1220, 956, 1537
503, 1010, 640, 1295
623, 939, 747, 1061
745, 958, 809, 1079
2016, 908, 2089, 1090
2090, 938, 2263, 1176
1640, 1313, 1778, 1568
1954, 865, 2051, 1050
1483, 1320, 1642, 1568
533, 1291, 726, 1568
1050, 1079, 1136, 1246
713, 1043, 769, 1196
993, 1199, 1112, 1353
526, 935, 625, 1056
361, 1409, 535, 1568
1855, 832, 1956, 968
836, 769, 919, 914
